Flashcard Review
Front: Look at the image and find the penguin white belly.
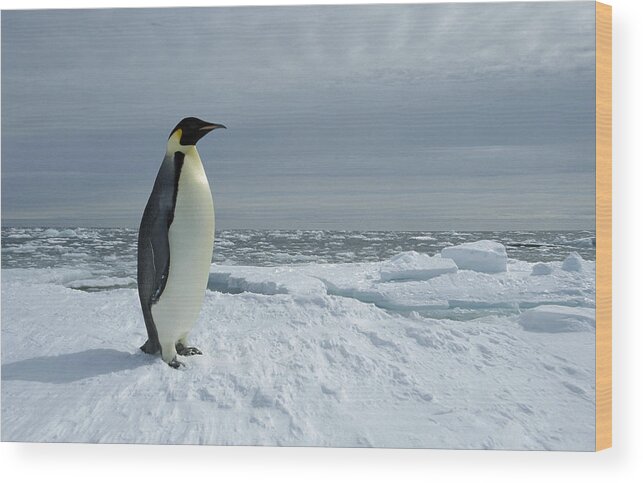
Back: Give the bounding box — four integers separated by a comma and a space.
151, 149, 214, 360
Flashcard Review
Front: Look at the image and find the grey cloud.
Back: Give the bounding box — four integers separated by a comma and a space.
1, 2, 596, 230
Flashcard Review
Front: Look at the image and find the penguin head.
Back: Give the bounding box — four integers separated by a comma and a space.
169, 117, 226, 147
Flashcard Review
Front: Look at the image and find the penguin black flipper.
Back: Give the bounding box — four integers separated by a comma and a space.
137, 152, 185, 354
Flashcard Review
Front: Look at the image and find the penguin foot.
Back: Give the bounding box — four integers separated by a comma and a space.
140, 339, 160, 354
167, 358, 185, 369
176, 343, 202, 356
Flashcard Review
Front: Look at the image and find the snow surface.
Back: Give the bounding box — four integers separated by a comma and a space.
1, 241, 596, 450
518, 306, 596, 333
441, 240, 508, 273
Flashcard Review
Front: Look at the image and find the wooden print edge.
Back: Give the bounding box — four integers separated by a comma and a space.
595, 1, 612, 452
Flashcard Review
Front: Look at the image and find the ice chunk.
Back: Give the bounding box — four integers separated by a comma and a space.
570, 236, 595, 248
379, 251, 457, 282
41, 228, 77, 238
441, 240, 507, 273
562, 252, 584, 272
410, 235, 435, 241
518, 305, 595, 332
41, 228, 60, 237
531, 263, 552, 276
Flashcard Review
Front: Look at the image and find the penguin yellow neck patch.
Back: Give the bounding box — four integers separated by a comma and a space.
166, 128, 190, 154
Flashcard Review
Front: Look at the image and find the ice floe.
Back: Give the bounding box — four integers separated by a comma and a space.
207, 244, 595, 315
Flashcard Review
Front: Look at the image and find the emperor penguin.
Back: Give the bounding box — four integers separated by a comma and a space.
137, 117, 226, 368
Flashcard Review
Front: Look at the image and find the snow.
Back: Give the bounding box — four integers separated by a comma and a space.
440, 240, 508, 273
562, 252, 585, 272
1, 241, 596, 450
518, 305, 596, 333
65, 277, 137, 291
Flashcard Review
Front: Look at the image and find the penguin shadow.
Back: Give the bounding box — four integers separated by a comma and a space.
1, 348, 155, 384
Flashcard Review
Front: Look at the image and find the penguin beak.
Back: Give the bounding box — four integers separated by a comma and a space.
200, 123, 227, 131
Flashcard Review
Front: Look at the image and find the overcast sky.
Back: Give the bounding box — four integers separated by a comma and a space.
1, 2, 596, 230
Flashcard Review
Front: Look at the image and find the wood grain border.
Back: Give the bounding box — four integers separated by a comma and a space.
595, 1, 612, 452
